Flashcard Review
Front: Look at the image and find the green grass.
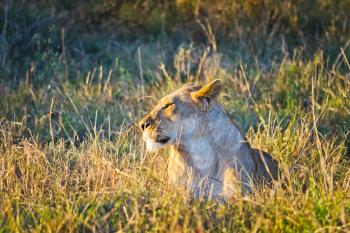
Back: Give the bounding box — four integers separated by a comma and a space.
1, 45, 349, 232
1, 1, 350, 232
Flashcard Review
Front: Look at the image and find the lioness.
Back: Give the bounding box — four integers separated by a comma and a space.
139, 79, 278, 201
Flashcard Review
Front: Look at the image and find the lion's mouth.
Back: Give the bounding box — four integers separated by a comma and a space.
156, 136, 171, 144
143, 134, 171, 152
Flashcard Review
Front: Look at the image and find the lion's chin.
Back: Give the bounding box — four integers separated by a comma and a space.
143, 133, 171, 152
145, 139, 166, 152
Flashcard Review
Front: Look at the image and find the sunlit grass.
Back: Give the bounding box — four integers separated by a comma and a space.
0, 40, 349, 232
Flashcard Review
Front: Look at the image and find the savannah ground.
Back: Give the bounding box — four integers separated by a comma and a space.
1, 1, 350, 232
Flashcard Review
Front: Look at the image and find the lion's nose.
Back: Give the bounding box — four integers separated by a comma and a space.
139, 117, 152, 131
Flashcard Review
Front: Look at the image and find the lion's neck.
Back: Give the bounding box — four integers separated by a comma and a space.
171, 105, 244, 173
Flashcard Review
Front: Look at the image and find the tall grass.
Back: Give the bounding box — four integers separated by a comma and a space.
1, 43, 350, 231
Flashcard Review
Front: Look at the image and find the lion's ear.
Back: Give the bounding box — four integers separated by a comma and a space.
191, 79, 223, 110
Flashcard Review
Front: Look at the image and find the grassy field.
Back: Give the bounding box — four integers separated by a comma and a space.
1, 1, 350, 232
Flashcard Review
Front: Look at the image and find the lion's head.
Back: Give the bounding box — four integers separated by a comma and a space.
139, 79, 223, 152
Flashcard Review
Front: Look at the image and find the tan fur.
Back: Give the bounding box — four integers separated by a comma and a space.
139, 80, 278, 201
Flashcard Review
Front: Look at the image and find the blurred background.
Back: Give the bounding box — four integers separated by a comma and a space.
1, 0, 350, 82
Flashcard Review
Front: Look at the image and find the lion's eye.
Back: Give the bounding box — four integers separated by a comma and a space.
162, 103, 174, 110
